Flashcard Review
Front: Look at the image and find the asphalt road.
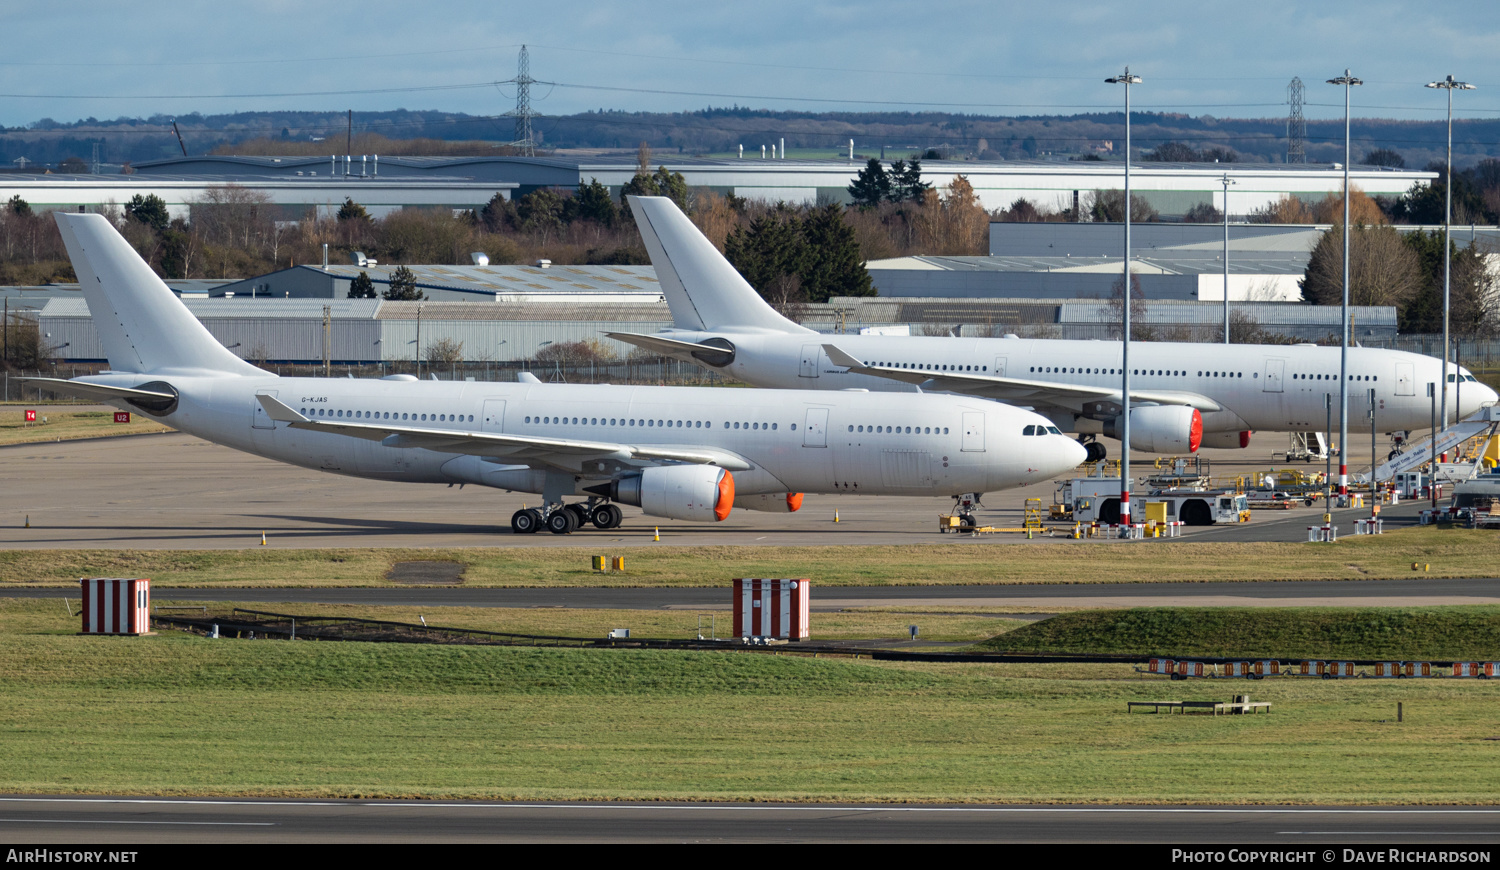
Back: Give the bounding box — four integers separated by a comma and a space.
0, 431, 1433, 550
2, 796, 1499, 843
7, 577, 1499, 611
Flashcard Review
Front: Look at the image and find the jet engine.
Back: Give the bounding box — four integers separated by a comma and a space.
1199, 430, 1252, 449
1104, 406, 1203, 453
733, 492, 803, 513
592, 465, 735, 522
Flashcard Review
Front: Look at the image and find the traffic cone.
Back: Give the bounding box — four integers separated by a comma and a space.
834, 510, 839, 523
260, 532, 267, 546
24, 515, 29, 528
653, 527, 660, 542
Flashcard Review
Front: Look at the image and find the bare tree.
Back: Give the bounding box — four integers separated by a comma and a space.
1300, 224, 1423, 314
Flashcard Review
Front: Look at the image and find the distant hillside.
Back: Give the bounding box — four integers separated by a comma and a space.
0, 107, 1495, 172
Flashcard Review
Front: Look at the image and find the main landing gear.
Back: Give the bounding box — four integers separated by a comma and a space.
511, 499, 624, 535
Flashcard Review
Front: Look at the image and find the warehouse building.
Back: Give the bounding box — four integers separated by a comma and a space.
213, 261, 665, 302
37, 294, 1396, 365
95, 154, 1438, 218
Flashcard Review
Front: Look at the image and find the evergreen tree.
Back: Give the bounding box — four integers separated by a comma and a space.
347, 271, 377, 299
8, 195, 31, 217
1399, 230, 1491, 334
382, 265, 425, 301
890, 159, 930, 203
125, 193, 170, 234
725, 210, 807, 301
619, 166, 690, 211
799, 203, 873, 302
336, 197, 370, 223
847, 158, 889, 208
571, 178, 618, 226
478, 191, 515, 232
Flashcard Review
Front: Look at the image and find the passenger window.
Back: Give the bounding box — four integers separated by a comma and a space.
771, 423, 777, 430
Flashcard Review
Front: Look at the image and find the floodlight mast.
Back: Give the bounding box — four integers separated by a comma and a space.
1221, 173, 1235, 345
1326, 69, 1361, 502
1425, 75, 1475, 439
1106, 68, 1140, 532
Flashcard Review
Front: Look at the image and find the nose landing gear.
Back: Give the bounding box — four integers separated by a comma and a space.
1080, 436, 1108, 463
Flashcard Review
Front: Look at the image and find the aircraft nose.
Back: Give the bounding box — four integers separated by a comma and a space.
1474, 382, 1499, 412
1040, 435, 1088, 477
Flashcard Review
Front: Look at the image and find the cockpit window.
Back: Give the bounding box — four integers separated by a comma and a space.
1023, 425, 1037, 436
1046, 426, 1062, 435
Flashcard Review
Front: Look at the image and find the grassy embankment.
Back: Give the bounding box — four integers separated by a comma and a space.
974, 606, 1500, 661
0, 525, 1492, 588
0, 409, 172, 446
3, 598, 1499, 803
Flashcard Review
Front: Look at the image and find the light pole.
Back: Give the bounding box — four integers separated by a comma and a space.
1221, 173, 1235, 344
1107, 67, 1141, 531
1425, 75, 1474, 435
1327, 69, 1362, 505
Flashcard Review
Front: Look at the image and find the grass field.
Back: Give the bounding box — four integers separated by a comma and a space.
0, 409, 172, 445
976, 606, 1500, 661
144, 599, 1026, 644
4, 598, 1499, 803
1, 525, 1492, 588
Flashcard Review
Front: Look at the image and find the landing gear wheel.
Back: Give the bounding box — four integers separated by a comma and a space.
565, 503, 590, 529
959, 514, 977, 529
511, 508, 542, 535
547, 509, 579, 535
591, 504, 623, 530
1084, 441, 1108, 463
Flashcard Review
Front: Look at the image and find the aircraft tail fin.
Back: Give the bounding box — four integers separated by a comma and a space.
54, 212, 262, 376
627, 195, 813, 335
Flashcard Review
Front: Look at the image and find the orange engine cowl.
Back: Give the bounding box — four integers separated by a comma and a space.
733, 492, 804, 513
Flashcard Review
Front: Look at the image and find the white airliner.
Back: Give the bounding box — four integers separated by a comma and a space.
23, 212, 1086, 534
612, 196, 1498, 463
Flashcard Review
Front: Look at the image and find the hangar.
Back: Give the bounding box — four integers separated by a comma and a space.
7, 153, 1430, 218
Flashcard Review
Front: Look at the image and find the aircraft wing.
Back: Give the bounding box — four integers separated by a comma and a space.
821, 344, 1222, 412
17, 377, 176, 404
256, 394, 752, 472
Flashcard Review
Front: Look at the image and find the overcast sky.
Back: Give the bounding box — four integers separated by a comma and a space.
7, 2, 1500, 129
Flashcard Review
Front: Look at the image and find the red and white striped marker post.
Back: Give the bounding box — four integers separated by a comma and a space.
80, 578, 151, 635
732, 579, 810, 640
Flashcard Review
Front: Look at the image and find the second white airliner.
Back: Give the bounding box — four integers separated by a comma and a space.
612, 196, 1498, 463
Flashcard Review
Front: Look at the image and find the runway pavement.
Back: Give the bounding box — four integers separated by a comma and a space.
0, 431, 1431, 550
2, 796, 1499, 843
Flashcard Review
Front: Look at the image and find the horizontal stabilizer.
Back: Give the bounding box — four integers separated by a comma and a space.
19, 377, 176, 404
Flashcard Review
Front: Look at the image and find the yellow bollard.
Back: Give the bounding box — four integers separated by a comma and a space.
1425, 564, 1430, 572
611, 556, 625, 572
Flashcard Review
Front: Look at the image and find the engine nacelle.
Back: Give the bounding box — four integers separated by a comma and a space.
1200, 430, 1252, 450
1105, 406, 1203, 453
733, 492, 803, 513
602, 466, 735, 522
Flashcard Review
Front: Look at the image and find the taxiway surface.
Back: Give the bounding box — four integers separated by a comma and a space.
0, 432, 1425, 550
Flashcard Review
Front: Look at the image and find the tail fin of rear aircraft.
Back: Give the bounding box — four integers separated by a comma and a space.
627, 195, 813, 335
55, 212, 263, 376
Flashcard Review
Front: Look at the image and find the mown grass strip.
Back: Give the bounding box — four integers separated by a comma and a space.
975, 605, 1500, 661
1, 525, 1493, 588
0, 409, 172, 446
2, 615, 1500, 802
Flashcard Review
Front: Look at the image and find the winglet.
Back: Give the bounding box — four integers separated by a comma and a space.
518, 372, 541, 384
257, 393, 308, 424
821, 344, 867, 371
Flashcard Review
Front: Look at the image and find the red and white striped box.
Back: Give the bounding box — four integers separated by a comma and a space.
1146, 658, 1174, 675
1326, 661, 1356, 678
1452, 662, 1481, 678
1251, 660, 1280, 677
1372, 662, 1402, 678
733, 579, 809, 640
80, 578, 151, 635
